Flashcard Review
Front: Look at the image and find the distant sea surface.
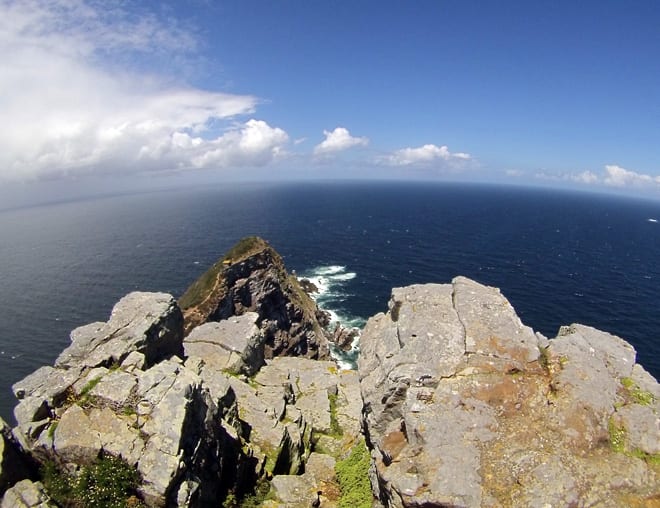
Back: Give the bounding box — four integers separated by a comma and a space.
1, 181, 659, 422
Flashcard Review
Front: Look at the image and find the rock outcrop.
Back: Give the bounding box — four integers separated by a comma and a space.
2, 241, 658, 507
11, 293, 243, 507
179, 236, 331, 360
359, 277, 659, 507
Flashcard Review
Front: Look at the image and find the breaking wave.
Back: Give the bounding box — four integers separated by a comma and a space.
299, 265, 365, 369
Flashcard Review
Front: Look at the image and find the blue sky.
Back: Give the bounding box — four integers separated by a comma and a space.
1, 0, 659, 197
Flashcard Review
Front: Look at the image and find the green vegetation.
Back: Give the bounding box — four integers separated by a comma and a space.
179, 236, 267, 310
42, 455, 143, 507
608, 417, 660, 465
224, 478, 272, 508
608, 418, 626, 453
223, 236, 267, 262
620, 377, 655, 406
328, 393, 343, 437
335, 440, 373, 508
47, 421, 58, 440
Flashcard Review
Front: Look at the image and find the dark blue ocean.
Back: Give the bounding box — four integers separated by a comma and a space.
1, 181, 659, 422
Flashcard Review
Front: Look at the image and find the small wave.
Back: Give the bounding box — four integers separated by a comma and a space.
314, 265, 346, 275
299, 264, 366, 369
648, 218, 658, 223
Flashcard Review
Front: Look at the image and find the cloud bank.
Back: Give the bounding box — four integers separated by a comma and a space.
0, 0, 288, 181
314, 127, 369, 155
528, 165, 660, 191
382, 144, 471, 167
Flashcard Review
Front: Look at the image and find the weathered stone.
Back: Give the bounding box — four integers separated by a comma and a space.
88, 369, 137, 409
88, 408, 144, 466
12, 366, 82, 427
1, 480, 54, 508
55, 292, 184, 369
359, 278, 659, 507
52, 404, 102, 464
184, 313, 265, 375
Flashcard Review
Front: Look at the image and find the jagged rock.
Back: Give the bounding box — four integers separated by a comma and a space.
1, 480, 54, 508
330, 323, 358, 352
1, 418, 32, 497
359, 277, 659, 508
55, 291, 183, 370
179, 236, 330, 360
183, 313, 265, 376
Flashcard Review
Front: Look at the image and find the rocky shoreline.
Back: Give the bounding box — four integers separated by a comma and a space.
1, 237, 658, 507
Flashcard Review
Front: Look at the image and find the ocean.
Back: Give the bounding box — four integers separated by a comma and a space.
1, 180, 659, 422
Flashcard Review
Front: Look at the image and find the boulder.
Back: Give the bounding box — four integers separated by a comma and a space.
359, 277, 659, 507
184, 313, 265, 376
1, 480, 54, 508
55, 291, 183, 370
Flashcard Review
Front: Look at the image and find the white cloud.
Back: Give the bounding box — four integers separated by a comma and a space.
505, 169, 525, 177
534, 165, 660, 190
383, 144, 471, 166
0, 0, 288, 181
571, 170, 599, 184
603, 165, 660, 187
313, 127, 369, 155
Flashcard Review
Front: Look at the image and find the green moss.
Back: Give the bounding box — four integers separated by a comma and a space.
328, 393, 343, 437
42, 455, 143, 507
620, 377, 655, 406
609, 418, 626, 453
630, 448, 660, 466
335, 440, 373, 508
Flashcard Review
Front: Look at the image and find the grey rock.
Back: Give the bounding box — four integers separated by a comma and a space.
13, 366, 82, 427
359, 278, 659, 507
1, 480, 54, 508
55, 292, 183, 370
52, 404, 102, 464
184, 313, 265, 376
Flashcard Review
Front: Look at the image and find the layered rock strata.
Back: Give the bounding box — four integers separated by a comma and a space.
359, 277, 659, 507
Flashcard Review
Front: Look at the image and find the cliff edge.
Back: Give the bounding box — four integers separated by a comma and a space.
1, 242, 658, 507
359, 277, 659, 507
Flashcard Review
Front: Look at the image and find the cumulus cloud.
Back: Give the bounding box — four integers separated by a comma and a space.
0, 0, 288, 181
603, 165, 660, 187
382, 144, 471, 167
313, 127, 369, 155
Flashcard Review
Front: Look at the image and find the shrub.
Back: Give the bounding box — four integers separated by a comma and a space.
335, 440, 373, 508
42, 455, 143, 507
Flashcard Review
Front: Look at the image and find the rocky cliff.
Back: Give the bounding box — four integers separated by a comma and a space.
1, 241, 658, 507
179, 236, 331, 360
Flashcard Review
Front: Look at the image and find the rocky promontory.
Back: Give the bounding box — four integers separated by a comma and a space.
1, 238, 658, 507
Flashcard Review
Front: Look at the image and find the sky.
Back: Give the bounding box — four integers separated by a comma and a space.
1, 0, 660, 201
